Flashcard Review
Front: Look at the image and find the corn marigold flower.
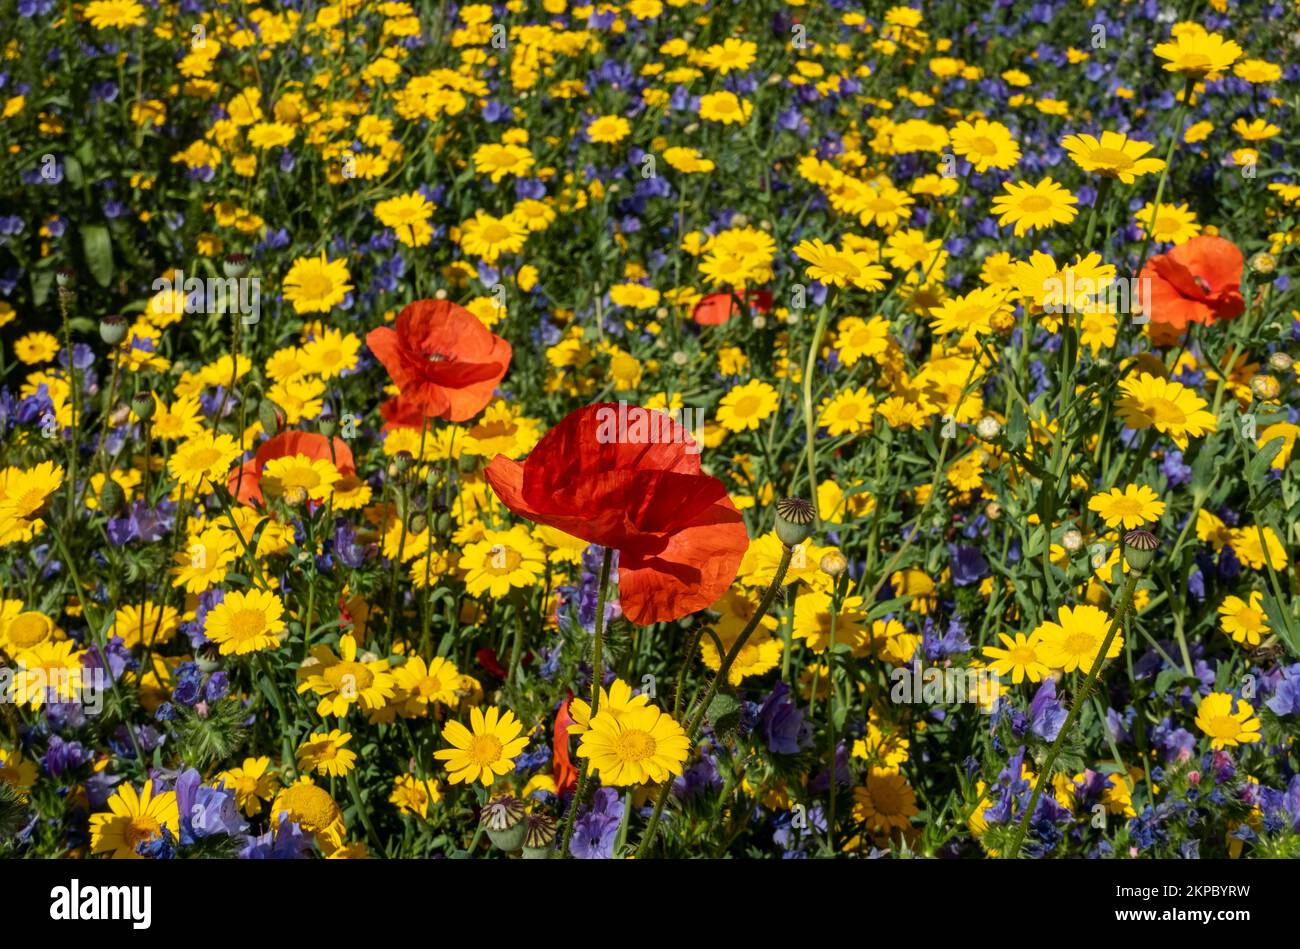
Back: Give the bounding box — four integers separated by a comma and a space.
89, 780, 180, 860
435, 705, 529, 787
1194, 692, 1262, 748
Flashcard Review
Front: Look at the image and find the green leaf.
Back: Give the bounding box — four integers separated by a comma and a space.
1262, 594, 1300, 659
81, 224, 114, 287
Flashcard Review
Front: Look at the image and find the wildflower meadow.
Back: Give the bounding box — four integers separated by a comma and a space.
1, 0, 1300, 873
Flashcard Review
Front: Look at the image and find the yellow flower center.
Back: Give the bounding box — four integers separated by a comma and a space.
1087, 148, 1134, 171
468, 734, 503, 765
191, 448, 228, 472
125, 815, 162, 850
298, 271, 335, 300
479, 222, 512, 244
1146, 397, 1186, 426
1062, 632, 1096, 658
227, 608, 269, 642
613, 728, 657, 762
324, 661, 374, 694
1018, 194, 1053, 213
1202, 714, 1240, 739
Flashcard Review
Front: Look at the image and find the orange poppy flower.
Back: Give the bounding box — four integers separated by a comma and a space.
1140, 235, 1244, 331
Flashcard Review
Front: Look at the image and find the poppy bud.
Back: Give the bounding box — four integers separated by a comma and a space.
259, 398, 286, 435
434, 511, 453, 535
131, 392, 156, 421
706, 691, 743, 740
521, 813, 557, 859
479, 795, 527, 852
774, 496, 815, 547
409, 514, 428, 535
99, 314, 128, 346
457, 454, 478, 475
1122, 529, 1160, 574
98, 478, 126, 515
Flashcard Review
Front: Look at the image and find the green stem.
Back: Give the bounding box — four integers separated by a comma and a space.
556, 546, 615, 858
1005, 569, 1140, 859
635, 546, 794, 858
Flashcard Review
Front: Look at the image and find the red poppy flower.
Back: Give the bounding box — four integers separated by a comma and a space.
365, 298, 512, 422
1140, 235, 1245, 331
378, 394, 426, 432
227, 430, 355, 506
484, 403, 749, 625
692, 289, 773, 326
552, 695, 578, 796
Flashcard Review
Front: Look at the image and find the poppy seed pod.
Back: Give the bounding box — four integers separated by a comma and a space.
318, 417, 337, 438
479, 795, 527, 852
99, 314, 128, 346
130, 391, 156, 421
1122, 529, 1160, 574
223, 252, 251, 278
521, 813, 557, 859
774, 496, 815, 547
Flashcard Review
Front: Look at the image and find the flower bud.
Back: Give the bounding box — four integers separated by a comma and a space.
1250, 374, 1280, 400
1249, 251, 1276, 276
393, 450, 414, 474
1122, 528, 1160, 574
99, 314, 128, 346
55, 267, 76, 288
259, 398, 285, 435
774, 496, 815, 548
319, 417, 337, 438
98, 478, 126, 515
1061, 529, 1083, 552
819, 551, 848, 577
131, 391, 156, 421
1267, 352, 1292, 373
479, 795, 527, 852
975, 416, 1001, 440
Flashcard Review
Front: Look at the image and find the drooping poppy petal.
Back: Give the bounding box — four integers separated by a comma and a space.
552, 695, 578, 797
691, 289, 773, 325
365, 298, 512, 422
484, 402, 749, 624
